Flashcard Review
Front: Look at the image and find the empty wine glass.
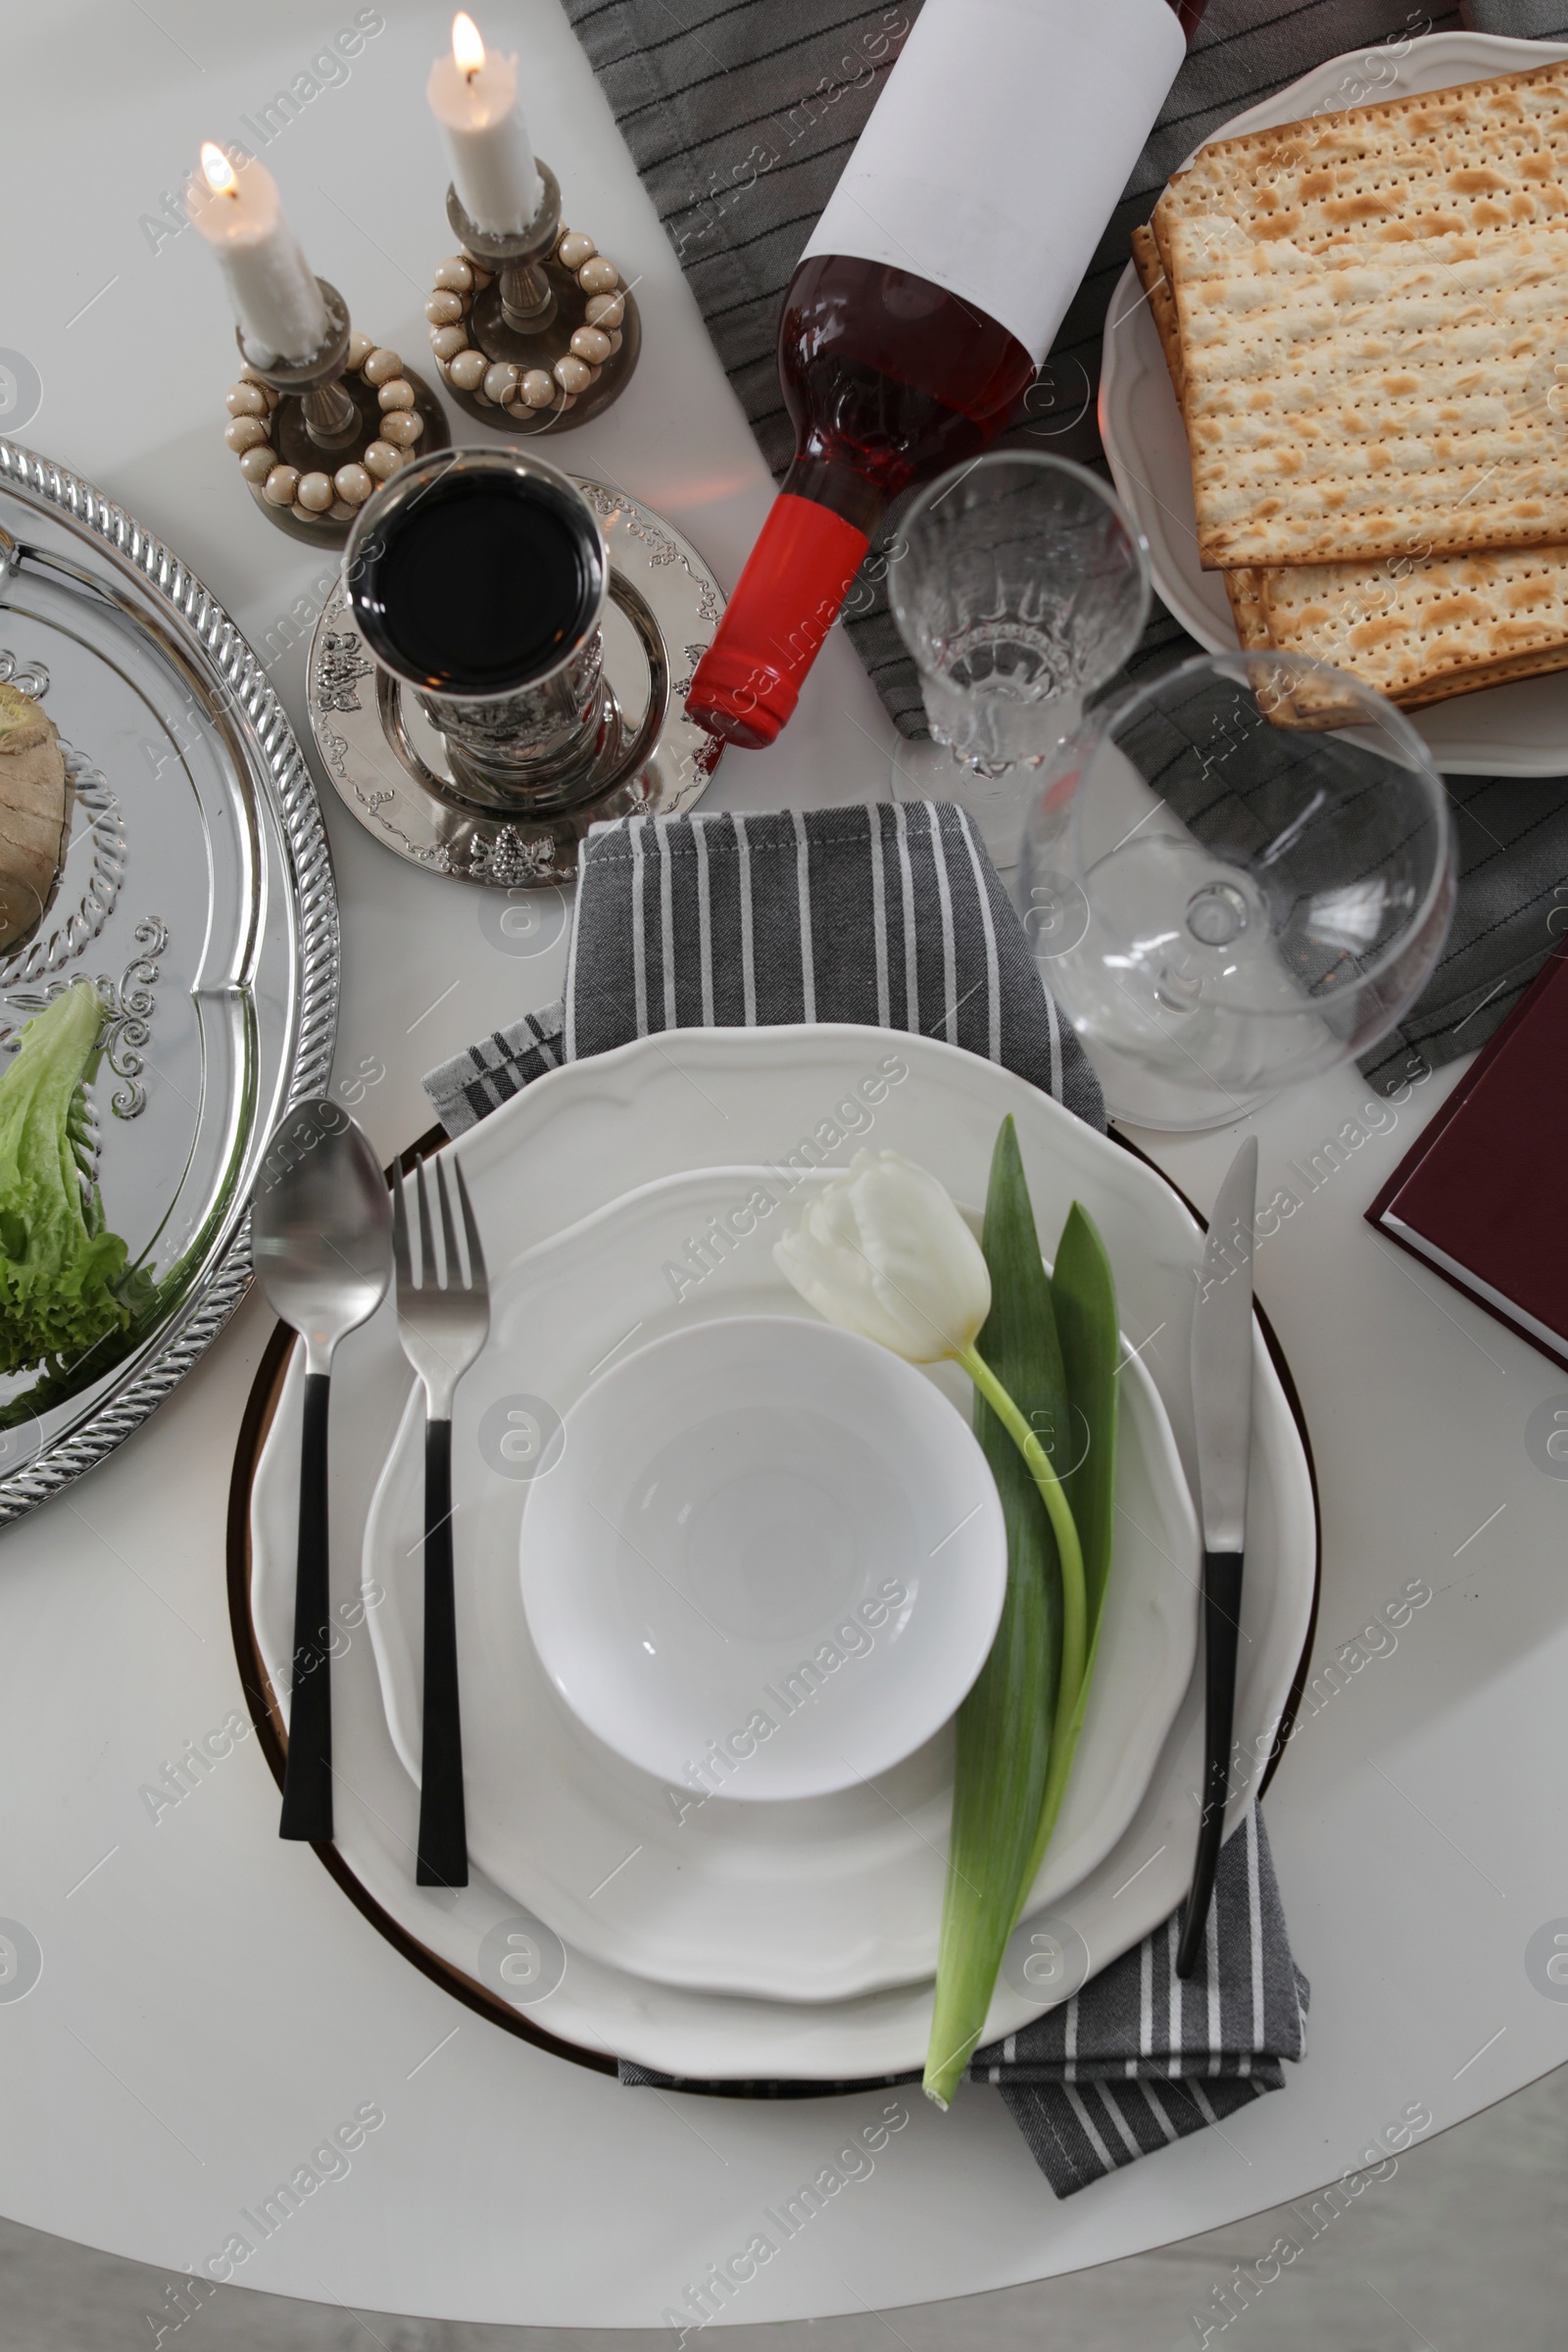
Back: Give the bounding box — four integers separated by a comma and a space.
1015, 652, 1456, 1131
888, 452, 1151, 866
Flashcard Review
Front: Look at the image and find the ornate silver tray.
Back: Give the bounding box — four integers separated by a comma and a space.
0, 442, 338, 1522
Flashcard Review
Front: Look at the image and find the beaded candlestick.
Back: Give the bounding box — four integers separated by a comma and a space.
426, 167, 641, 433
220, 278, 450, 546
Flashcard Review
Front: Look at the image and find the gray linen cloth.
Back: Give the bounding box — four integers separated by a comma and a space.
424, 805, 1308, 2196
561, 0, 1568, 1083
425, 801, 1102, 1134
624, 1809, 1308, 2202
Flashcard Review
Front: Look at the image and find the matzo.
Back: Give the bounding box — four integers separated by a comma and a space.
1130, 222, 1186, 400
1153, 57, 1568, 267
1128, 224, 1272, 652
1127, 220, 1568, 708
1261, 546, 1568, 698
1398, 641, 1568, 708
1168, 216, 1568, 567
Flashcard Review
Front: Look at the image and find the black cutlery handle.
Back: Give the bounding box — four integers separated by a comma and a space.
416, 1415, 468, 1888
280, 1370, 334, 1842
1176, 1549, 1245, 1980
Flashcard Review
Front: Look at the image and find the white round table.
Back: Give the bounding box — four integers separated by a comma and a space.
1, 0, 1564, 2328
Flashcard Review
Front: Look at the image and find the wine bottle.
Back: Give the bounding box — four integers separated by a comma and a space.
686, 0, 1205, 749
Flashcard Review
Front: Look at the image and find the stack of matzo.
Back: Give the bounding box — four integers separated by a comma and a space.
1139, 57, 1568, 710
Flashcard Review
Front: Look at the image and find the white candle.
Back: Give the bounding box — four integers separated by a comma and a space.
188, 145, 328, 367
427, 12, 542, 238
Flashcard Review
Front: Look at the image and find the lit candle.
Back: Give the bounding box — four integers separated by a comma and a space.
188, 144, 328, 367
427, 12, 542, 237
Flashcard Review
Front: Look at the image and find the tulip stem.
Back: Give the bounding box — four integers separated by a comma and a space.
955, 1344, 1087, 1729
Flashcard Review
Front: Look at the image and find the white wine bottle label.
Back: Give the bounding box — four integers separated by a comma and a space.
801, 0, 1186, 364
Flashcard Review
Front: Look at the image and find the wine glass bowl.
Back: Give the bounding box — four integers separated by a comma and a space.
1016, 652, 1456, 1131
888, 452, 1151, 859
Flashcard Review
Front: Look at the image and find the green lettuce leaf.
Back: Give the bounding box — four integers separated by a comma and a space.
0, 982, 140, 1377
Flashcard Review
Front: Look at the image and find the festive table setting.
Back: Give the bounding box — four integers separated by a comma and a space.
2, 0, 1568, 2333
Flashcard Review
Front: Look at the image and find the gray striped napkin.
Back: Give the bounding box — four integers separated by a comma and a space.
425, 802, 1103, 1136
561, 0, 1568, 1087
425, 803, 1307, 2195
624, 1808, 1308, 2202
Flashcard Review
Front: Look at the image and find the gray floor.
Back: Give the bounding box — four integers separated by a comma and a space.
6, 2062, 1565, 2349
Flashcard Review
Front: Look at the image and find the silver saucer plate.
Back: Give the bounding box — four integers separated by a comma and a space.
306, 475, 725, 887
0, 441, 338, 1522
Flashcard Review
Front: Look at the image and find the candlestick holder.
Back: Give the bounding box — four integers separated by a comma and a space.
220, 278, 450, 546
425, 164, 641, 434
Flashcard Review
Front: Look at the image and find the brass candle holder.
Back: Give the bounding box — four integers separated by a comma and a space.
424, 163, 641, 434
220, 278, 451, 547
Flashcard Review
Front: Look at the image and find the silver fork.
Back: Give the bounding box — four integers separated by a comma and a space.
392, 1154, 490, 1887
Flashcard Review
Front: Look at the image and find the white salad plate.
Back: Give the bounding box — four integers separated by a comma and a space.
1099, 30, 1568, 777
246, 1024, 1317, 2080
345, 1163, 1199, 2001
518, 1314, 1010, 1802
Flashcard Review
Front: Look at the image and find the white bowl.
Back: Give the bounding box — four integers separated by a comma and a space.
517, 1314, 1007, 1801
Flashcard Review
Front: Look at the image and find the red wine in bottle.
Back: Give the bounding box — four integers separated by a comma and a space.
686, 0, 1206, 750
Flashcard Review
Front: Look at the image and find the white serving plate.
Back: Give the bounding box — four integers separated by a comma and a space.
249, 1025, 1316, 2081
1100, 31, 1568, 777
348, 1165, 1199, 2002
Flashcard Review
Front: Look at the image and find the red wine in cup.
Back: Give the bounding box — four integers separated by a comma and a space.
359, 474, 599, 694
686, 0, 1206, 750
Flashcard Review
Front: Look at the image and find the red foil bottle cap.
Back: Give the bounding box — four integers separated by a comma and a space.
686, 494, 870, 749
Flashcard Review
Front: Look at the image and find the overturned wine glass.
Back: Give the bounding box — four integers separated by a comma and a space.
887, 453, 1151, 867
1014, 652, 1457, 1131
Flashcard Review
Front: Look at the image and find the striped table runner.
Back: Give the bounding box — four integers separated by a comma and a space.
560, 0, 1568, 1090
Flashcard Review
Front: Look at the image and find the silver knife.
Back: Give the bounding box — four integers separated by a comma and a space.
1176, 1134, 1257, 1980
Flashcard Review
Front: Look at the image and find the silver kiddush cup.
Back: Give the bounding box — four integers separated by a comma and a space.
343, 447, 622, 810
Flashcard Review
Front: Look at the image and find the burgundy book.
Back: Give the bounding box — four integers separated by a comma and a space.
1366, 944, 1568, 1374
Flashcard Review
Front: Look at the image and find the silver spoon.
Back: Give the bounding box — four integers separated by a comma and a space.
252, 1099, 392, 1843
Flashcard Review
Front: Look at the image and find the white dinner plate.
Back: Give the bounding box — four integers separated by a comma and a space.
249, 1025, 1316, 2079
1099, 30, 1568, 777
353, 1165, 1200, 2002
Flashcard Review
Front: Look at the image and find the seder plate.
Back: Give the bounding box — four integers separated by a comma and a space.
0, 440, 337, 1522
306, 476, 725, 889
1100, 30, 1568, 777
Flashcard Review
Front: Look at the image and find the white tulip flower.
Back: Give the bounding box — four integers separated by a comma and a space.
775, 1121, 1106, 2126
773, 1150, 992, 1363
776, 1144, 1086, 1821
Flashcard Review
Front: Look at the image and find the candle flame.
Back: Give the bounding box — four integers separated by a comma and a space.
452, 11, 485, 75
200, 142, 237, 197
